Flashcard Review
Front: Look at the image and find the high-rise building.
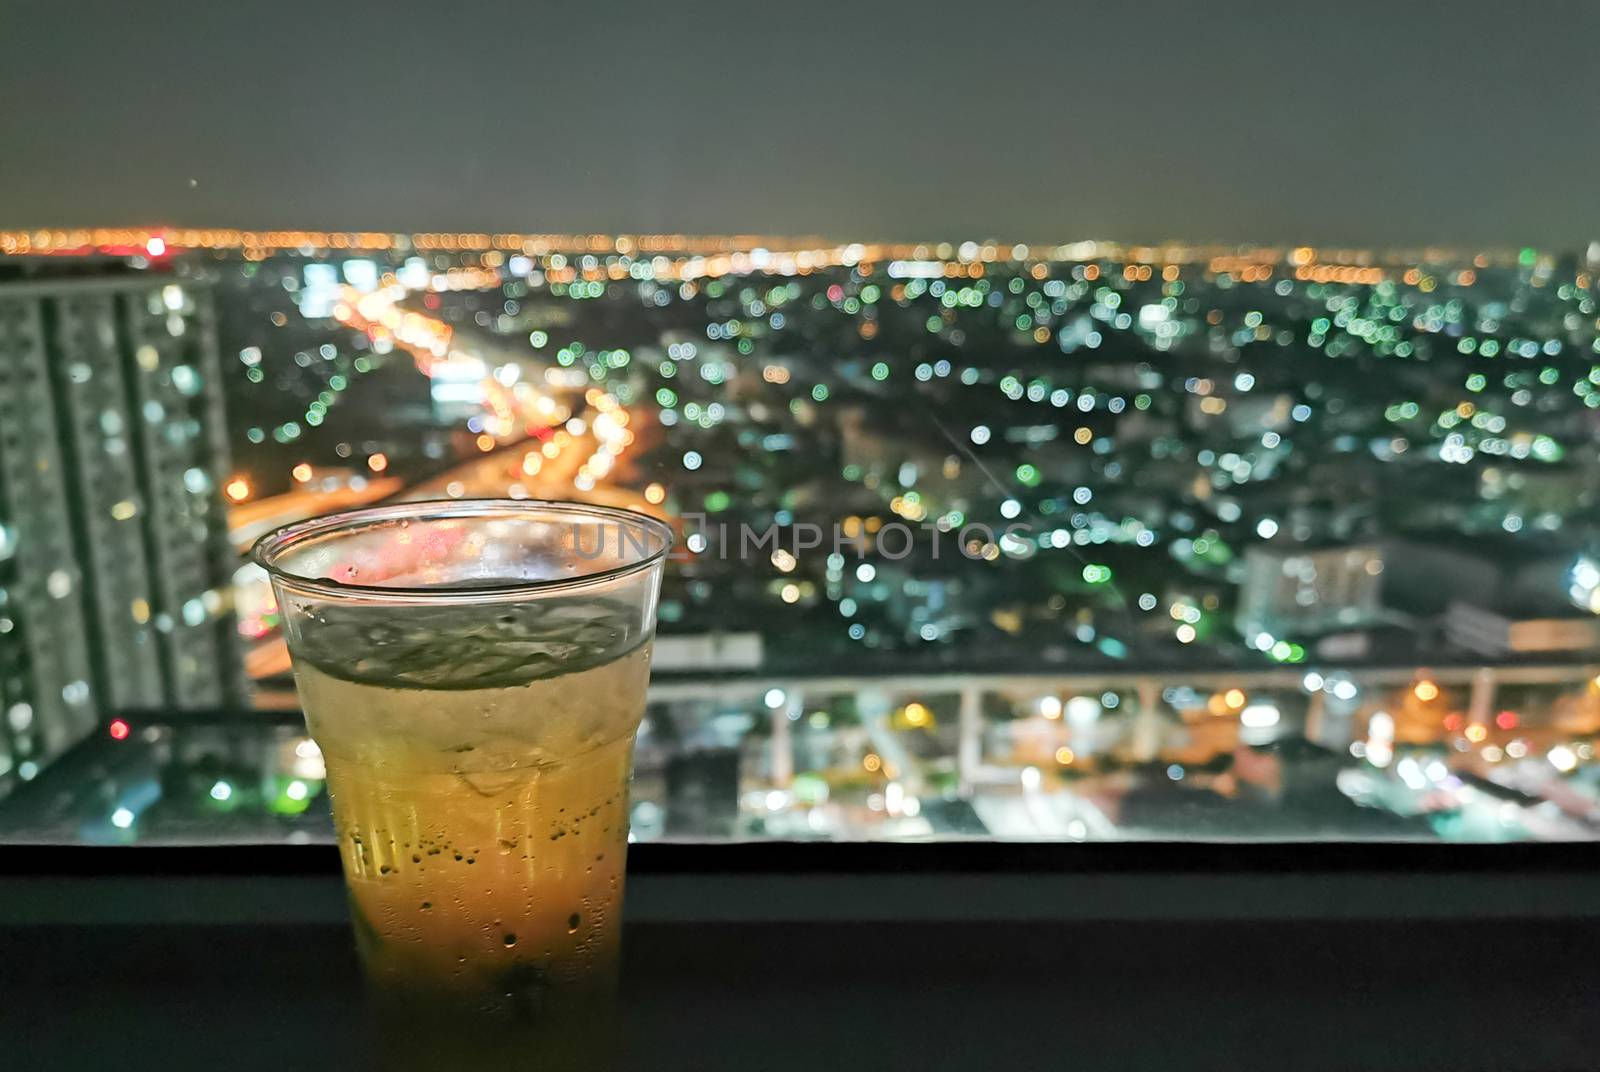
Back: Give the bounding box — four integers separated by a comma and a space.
0, 266, 245, 797
1235, 544, 1385, 644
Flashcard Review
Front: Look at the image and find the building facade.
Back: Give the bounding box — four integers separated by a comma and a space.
0, 269, 245, 797
1235, 543, 1386, 644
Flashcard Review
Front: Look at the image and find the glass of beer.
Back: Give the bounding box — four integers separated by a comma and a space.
253, 499, 671, 1068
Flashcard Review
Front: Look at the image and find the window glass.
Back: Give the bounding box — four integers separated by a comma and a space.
3, 3, 1599, 846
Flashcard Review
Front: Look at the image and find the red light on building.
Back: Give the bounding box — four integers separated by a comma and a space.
109, 719, 131, 741
1442, 713, 1463, 732
1495, 711, 1519, 730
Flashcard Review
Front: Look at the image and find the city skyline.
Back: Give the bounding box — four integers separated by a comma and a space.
3, 221, 1599, 843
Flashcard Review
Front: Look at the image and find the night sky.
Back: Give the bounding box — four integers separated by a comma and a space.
3, 0, 1598, 247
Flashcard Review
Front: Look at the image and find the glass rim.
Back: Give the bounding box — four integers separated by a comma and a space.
249, 497, 674, 601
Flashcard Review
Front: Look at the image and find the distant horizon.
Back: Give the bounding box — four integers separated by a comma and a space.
4, 224, 1597, 262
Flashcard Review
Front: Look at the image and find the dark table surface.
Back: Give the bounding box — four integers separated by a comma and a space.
6, 917, 1600, 1071
5, 843, 1600, 1070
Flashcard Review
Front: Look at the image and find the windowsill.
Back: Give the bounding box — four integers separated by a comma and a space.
5, 841, 1599, 927
4, 845, 1599, 1072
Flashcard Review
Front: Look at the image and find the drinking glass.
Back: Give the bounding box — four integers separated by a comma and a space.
253, 499, 671, 1068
